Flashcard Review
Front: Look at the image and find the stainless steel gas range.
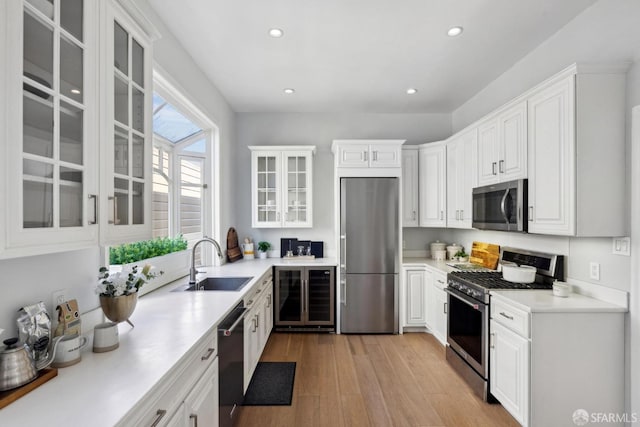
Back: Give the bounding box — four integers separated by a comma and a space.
444, 247, 564, 401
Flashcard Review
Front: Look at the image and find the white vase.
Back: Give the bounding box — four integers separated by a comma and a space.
258, 251, 267, 259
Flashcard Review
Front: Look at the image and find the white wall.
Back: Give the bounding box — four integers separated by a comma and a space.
234, 113, 452, 253
0, 0, 236, 338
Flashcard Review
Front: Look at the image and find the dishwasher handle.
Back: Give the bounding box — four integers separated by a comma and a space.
219, 307, 248, 337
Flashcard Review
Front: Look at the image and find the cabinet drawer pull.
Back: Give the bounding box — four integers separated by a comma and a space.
190, 414, 198, 427
499, 159, 505, 173
460, 209, 464, 221
440, 210, 444, 220
150, 409, 167, 427
363, 150, 368, 162
492, 162, 497, 175
201, 347, 215, 361
499, 311, 514, 320
412, 210, 416, 221
443, 302, 447, 314
267, 295, 271, 308
490, 333, 495, 349
373, 150, 378, 161
529, 206, 534, 221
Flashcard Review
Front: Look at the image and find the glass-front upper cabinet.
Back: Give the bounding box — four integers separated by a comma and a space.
3, 0, 99, 257
100, 1, 153, 245
249, 146, 315, 228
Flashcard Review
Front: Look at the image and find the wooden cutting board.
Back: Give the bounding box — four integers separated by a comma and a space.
226, 227, 243, 263
469, 241, 500, 270
0, 368, 57, 409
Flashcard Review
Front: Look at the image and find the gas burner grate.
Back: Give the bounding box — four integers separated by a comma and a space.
449, 271, 552, 290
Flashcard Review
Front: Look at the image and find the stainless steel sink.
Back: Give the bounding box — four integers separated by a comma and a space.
174, 276, 253, 292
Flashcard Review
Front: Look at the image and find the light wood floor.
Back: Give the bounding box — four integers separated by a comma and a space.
237, 332, 519, 427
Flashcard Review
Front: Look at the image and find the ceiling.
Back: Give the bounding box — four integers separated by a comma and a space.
147, 0, 598, 113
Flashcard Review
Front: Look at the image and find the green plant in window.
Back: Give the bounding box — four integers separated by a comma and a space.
109, 235, 189, 265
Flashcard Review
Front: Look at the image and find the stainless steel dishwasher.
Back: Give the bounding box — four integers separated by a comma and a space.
218, 301, 248, 427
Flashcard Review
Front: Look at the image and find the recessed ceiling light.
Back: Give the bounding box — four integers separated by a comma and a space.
283, 88, 295, 94
269, 28, 284, 38
70, 88, 81, 94
406, 88, 418, 95
447, 26, 463, 37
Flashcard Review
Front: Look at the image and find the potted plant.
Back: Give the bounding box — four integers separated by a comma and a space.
257, 241, 271, 259
109, 235, 189, 295
96, 264, 162, 327
455, 249, 469, 263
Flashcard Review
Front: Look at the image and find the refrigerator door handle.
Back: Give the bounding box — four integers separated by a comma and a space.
340, 234, 347, 271
341, 279, 346, 306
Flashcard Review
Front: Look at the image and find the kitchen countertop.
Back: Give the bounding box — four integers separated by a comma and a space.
490, 289, 627, 313
402, 257, 456, 273
0, 257, 336, 426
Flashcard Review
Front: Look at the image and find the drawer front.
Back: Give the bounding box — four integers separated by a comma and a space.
491, 298, 530, 338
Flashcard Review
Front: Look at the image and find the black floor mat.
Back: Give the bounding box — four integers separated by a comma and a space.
243, 362, 296, 406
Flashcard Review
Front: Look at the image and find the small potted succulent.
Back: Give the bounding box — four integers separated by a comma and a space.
455, 249, 469, 263
257, 241, 271, 259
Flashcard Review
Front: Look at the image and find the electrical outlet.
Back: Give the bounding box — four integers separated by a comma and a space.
52, 289, 69, 311
589, 262, 600, 281
612, 237, 631, 256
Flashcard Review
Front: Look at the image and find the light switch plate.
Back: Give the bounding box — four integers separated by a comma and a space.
612, 237, 631, 256
589, 262, 600, 281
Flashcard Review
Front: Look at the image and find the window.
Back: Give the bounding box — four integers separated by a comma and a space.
150, 88, 216, 265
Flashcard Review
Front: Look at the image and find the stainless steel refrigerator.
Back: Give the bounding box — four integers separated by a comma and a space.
340, 177, 399, 333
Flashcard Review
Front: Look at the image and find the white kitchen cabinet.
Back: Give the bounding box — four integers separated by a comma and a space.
243, 270, 274, 392
121, 330, 218, 427
2, 0, 100, 258
446, 129, 477, 228
490, 320, 529, 426
401, 147, 420, 227
167, 358, 219, 427
489, 292, 625, 427
527, 66, 626, 236
419, 141, 446, 227
477, 101, 527, 186
249, 146, 315, 228
333, 140, 403, 168
99, 0, 154, 245
404, 268, 427, 327
426, 268, 448, 346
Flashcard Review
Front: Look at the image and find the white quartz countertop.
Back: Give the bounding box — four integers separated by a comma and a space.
490, 289, 628, 313
0, 257, 336, 426
402, 257, 455, 273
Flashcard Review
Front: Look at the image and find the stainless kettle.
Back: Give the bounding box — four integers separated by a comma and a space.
0, 336, 62, 391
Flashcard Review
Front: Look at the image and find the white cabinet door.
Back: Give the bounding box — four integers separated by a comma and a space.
401, 148, 419, 227
244, 305, 261, 392
490, 320, 529, 426
370, 144, 401, 167
335, 144, 369, 168
3, 0, 99, 257
282, 151, 313, 228
477, 119, 500, 186
419, 143, 446, 227
527, 76, 575, 236
427, 270, 448, 346
100, 1, 154, 245
184, 358, 219, 427
404, 269, 426, 326
477, 102, 527, 187
250, 147, 314, 228
446, 129, 476, 228
499, 101, 527, 182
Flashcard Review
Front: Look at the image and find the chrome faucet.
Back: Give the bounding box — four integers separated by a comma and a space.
189, 236, 224, 284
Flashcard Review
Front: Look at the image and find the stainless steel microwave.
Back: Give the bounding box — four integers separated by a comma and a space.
472, 179, 528, 232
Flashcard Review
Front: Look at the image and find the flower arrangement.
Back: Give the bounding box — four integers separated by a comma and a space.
96, 265, 163, 297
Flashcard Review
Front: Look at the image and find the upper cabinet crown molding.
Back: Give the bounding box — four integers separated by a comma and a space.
114, 0, 162, 41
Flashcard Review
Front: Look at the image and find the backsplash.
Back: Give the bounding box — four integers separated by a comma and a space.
0, 247, 102, 339
402, 227, 631, 292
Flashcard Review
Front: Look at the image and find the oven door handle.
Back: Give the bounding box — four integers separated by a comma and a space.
444, 288, 482, 310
